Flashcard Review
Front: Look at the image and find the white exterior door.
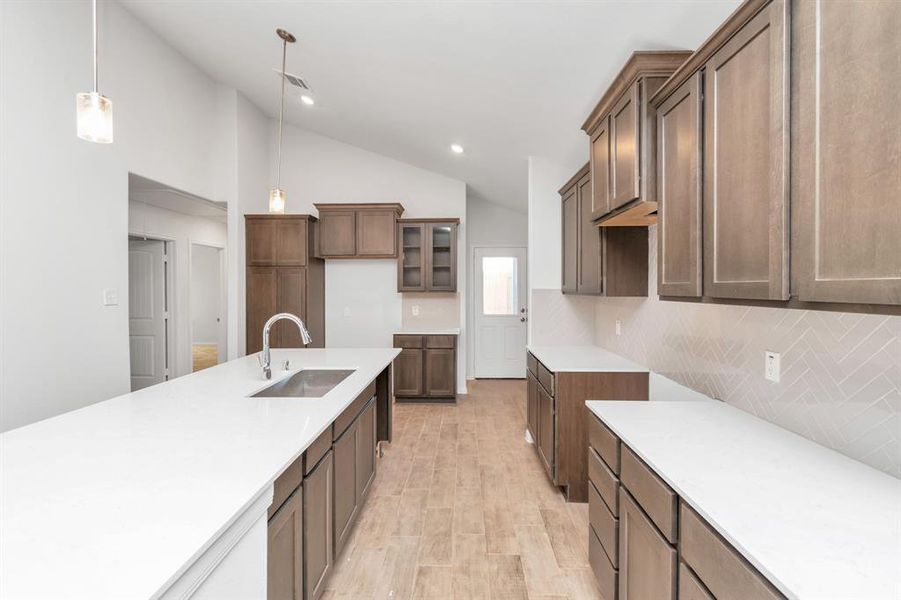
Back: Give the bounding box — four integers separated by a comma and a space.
128, 239, 168, 391
473, 247, 528, 378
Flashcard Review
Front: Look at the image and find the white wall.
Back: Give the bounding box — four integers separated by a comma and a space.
190, 244, 222, 345
248, 124, 469, 392
466, 195, 528, 377
0, 0, 237, 431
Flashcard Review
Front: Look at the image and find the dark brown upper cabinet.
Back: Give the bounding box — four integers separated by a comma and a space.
561, 164, 647, 297
702, 0, 789, 301
655, 73, 703, 298
397, 219, 459, 293
314, 203, 404, 259
245, 215, 325, 353
795, 0, 901, 305
582, 51, 692, 227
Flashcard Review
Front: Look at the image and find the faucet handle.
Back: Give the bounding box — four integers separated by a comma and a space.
283, 359, 290, 371
257, 354, 265, 368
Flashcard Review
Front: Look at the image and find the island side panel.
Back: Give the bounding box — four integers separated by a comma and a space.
376, 364, 393, 445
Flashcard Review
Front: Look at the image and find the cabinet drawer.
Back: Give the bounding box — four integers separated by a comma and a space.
588, 413, 620, 474
537, 362, 555, 396
394, 335, 423, 349
334, 382, 376, 440
680, 505, 783, 600
425, 335, 456, 349
589, 480, 619, 568
679, 562, 714, 600
527, 352, 538, 376
270, 454, 304, 518
588, 526, 618, 600
620, 445, 677, 543
304, 426, 333, 476
588, 447, 619, 517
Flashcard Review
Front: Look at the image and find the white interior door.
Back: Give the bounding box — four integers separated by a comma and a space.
474, 247, 528, 378
129, 238, 168, 391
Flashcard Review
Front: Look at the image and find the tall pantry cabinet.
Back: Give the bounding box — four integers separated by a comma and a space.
245, 215, 325, 353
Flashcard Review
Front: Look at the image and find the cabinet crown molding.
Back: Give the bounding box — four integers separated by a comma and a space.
581, 51, 692, 134
314, 202, 405, 216
558, 163, 590, 195
245, 213, 318, 221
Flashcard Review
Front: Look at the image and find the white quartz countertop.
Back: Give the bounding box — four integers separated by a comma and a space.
396, 327, 461, 335
0, 347, 400, 600
527, 345, 646, 372
585, 401, 901, 600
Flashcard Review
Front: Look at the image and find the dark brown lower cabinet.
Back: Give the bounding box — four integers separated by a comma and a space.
303, 451, 333, 600
268, 490, 303, 600
618, 488, 676, 600
356, 400, 377, 499
333, 398, 377, 558
537, 380, 555, 477
526, 373, 539, 442
394, 334, 457, 402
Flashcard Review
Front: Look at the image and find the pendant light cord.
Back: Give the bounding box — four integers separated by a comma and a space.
276, 38, 287, 190
92, 0, 98, 93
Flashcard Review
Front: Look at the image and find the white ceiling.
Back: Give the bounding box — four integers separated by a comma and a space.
121, 1, 739, 211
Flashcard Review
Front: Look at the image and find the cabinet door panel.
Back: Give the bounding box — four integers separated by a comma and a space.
796, 0, 901, 305
333, 424, 357, 557
318, 211, 356, 257
268, 490, 303, 600
247, 219, 277, 266
246, 267, 277, 354
424, 348, 455, 397
703, 0, 789, 300
590, 117, 612, 219
276, 219, 308, 266
561, 187, 578, 293
537, 382, 554, 478
356, 400, 377, 500
273, 268, 306, 348
527, 373, 539, 441
426, 223, 457, 292
611, 82, 641, 210
618, 488, 676, 600
657, 73, 702, 297
394, 348, 423, 397
303, 451, 333, 600
356, 209, 397, 257
578, 172, 603, 295
398, 224, 426, 291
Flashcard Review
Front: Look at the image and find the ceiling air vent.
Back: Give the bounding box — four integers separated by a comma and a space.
272, 68, 311, 91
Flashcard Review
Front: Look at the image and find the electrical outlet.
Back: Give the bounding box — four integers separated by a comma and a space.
412, 304, 420, 316
765, 351, 781, 383
615, 320, 622, 336
102, 288, 118, 306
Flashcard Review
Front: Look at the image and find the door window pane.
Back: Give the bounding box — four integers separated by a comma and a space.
482, 257, 518, 315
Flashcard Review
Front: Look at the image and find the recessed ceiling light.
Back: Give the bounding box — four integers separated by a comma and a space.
450, 144, 464, 154
300, 95, 315, 106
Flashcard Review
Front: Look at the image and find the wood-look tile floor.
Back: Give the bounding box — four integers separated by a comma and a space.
192, 344, 219, 372
323, 379, 601, 600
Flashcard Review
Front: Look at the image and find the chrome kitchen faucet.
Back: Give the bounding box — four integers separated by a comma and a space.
259, 313, 312, 379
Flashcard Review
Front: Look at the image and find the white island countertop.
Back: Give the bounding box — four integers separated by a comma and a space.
527, 345, 646, 372
586, 401, 901, 600
0, 347, 400, 600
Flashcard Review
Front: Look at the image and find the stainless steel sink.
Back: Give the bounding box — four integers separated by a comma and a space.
251, 369, 355, 398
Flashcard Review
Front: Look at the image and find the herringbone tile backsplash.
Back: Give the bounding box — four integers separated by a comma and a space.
532, 226, 901, 478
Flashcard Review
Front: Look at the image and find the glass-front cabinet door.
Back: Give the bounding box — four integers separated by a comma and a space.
426, 223, 457, 292
398, 223, 426, 291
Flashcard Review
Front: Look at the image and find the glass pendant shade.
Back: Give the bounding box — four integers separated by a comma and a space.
269, 188, 286, 214
76, 91, 113, 143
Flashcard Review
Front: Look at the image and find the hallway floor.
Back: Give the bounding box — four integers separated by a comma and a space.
324, 379, 602, 600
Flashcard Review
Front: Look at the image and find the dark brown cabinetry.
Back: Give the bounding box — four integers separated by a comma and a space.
303, 450, 333, 600
526, 351, 648, 502
268, 490, 303, 600
246, 216, 325, 353
582, 51, 691, 226
393, 334, 457, 402
618, 487, 677, 600
314, 203, 404, 259
560, 165, 648, 297
795, 0, 901, 305
333, 397, 377, 557
397, 219, 459, 292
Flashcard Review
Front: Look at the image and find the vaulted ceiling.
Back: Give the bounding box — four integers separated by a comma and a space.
122, 0, 739, 211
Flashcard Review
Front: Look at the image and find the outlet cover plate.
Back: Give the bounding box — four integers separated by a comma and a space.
765, 351, 781, 383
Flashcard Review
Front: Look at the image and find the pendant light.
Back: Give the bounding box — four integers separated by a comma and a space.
76, 0, 113, 143
269, 28, 296, 214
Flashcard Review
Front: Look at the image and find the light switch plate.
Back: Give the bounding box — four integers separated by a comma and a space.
412, 305, 420, 316
102, 288, 118, 306
615, 320, 622, 336
765, 351, 781, 383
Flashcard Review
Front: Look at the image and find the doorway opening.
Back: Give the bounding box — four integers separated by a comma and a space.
190, 242, 227, 372
472, 246, 528, 378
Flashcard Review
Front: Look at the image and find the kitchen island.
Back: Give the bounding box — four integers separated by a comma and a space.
0, 347, 399, 600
